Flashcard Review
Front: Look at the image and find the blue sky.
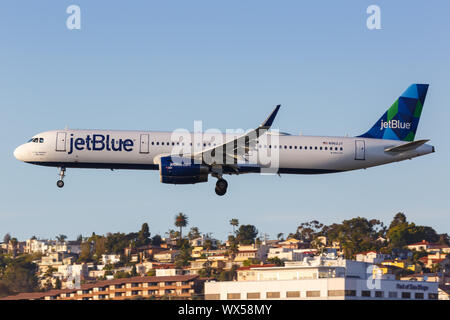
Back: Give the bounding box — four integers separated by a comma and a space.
0, 1, 449, 242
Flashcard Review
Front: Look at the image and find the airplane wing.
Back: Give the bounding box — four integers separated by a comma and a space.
192, 105, 281, 170
384, 139, 430, 153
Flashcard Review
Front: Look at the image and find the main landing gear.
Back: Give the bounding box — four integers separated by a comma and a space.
215, 178, 228, 196
57, 167, 66, 188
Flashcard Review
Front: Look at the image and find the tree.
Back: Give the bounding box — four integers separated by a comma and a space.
188, 227, 201, 240
277, 233, 284, 241
130, 265, 138, 277
137, 223, 151, 247
267, 257, 284, 266
0, 255, 39, 295
296, 220, 324, 242
151, 235, 162, 246
386, 213, 440, 248
243, 258, 260, 266
389, 212, 407, 230
54, 278, 62, 290
229, 219, 239, 234
9, 238, 18, 258
78, 242, 93, 262
174, 213, 188, 244
175, 242, 192, 268
3, 233, 11, 244
236, 225, 258, 245
227, 235, 239, 253
56, 234, 67, 243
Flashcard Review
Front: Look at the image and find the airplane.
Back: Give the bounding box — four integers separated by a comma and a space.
14, 84, 434, 196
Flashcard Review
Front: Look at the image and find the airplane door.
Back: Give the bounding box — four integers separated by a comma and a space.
140, 134, 149, 154
355, 140, 365, 160
56, 132, 67, 152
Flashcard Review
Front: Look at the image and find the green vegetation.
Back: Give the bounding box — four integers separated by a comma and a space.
174, 213, 189, 244
0, 254, 39, 297
235, 225, 258, 245
290, 213, 449, 260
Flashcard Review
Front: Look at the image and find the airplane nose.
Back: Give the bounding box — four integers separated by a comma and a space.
14, 145, 26, 161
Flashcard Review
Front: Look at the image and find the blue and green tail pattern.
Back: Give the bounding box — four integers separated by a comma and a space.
359, 84, 429, 141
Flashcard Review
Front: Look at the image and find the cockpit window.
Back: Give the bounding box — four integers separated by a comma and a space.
32, 138, 38, 143
39, 138, 44, 143
28, 139, 33, 142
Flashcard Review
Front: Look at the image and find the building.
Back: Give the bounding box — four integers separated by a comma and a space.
189, 234, 219, 248
355, 251, 387, 264
153, 250, 180, 263
205, 258, 438, 300
25, 239, 81, 255
380, 259, 416, 272
418, 252, 449, 269
0, 275, 205, 300
401, 272, 450, 300
267, 247, 315, 262
101, 254, 121, 265
407, 240, 431, 252
233, 244, 269, 263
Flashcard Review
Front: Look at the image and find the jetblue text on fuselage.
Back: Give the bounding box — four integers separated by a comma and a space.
380, 120, 411, 130
68, 134, 134, 154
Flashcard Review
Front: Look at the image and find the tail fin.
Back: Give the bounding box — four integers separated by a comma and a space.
359, 84, 429, 141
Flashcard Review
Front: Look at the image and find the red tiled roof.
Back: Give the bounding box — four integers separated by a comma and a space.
407, 240, 430, 246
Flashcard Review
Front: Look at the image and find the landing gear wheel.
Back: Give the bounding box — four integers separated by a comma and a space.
215, 178, 228, 196
57, 167, 66, 188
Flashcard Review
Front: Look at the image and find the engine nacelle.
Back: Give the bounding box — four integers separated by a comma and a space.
157, 156, 209, 184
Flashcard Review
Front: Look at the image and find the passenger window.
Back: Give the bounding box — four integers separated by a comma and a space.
151, 142, 154, 145
309, 146, 312, 150
340, 147, 343, 151
320, 147, 322, 150
156, 142, 159, 145
315, 146, 317, 150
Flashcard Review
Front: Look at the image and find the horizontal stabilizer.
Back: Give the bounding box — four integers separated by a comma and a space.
384, 139, 429, 153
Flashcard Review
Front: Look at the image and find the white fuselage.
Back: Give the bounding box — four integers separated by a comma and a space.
14, 129, 434, 174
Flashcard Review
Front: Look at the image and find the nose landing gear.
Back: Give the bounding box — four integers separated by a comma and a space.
215, 178, 228, 196
57, 167, 66, 188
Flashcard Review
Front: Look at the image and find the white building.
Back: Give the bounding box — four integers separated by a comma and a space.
205, 258, 438, 300
355, 251, 388, 264
189, 234, 219, 248
101, 254, 121, 265
25, 239, 81, 255
267, 247, 315, 261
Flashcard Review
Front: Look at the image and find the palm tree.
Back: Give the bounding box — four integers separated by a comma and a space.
230, 219, 239, 234
174, 213, 188, 243
277, 233, 284, 241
